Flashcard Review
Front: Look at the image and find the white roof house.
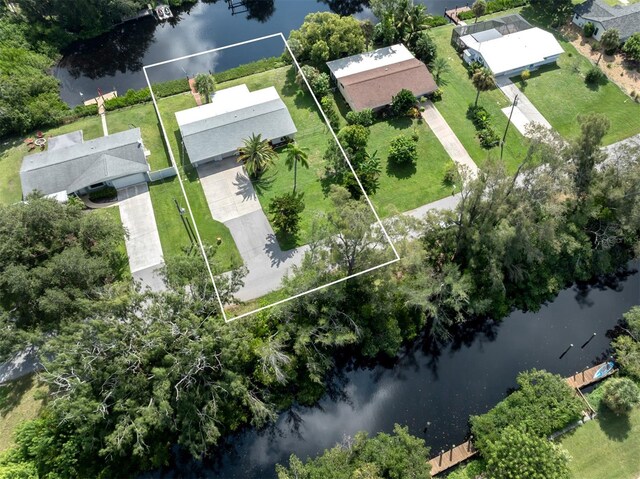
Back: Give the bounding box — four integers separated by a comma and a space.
176, 85, 297, 166
454, 15, 564, 77
327, 44, 416, 80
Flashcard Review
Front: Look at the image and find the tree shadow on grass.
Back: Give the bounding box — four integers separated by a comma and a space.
596, 406, 632, 441
385, 116, 413, 130
0, 374, 36, 417
250, 169, 277, 196
586, 76, 609, 92
386, 160, 416, 179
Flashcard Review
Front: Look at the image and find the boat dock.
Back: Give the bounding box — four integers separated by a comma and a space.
429, 361, 617, 475
429, 440, 477, 476
566, 361, 617, 389
444, 6, 471, 25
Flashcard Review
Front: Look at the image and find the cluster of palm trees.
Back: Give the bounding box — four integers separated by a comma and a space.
237, 134, 309, 192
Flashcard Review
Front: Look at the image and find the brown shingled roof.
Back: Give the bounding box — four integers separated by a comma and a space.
338, 58, 437, 111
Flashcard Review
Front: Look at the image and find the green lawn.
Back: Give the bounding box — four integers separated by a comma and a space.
148, 175, 240, 271
213, 67, 336, 247
0, 116, 103, 204
430, 25, 530, 173
561, 405, 640, 479
153, 93, 241, 268
216, 66, 455, 240
511, 41, 640, 145
105, 103, 172, 171
0, 374, 45, 452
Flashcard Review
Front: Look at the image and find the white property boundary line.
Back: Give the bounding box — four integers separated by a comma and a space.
143, 32, 400, 322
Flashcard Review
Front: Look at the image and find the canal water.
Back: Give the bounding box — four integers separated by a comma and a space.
144, 265, 640, 478
54, 0, 465, 106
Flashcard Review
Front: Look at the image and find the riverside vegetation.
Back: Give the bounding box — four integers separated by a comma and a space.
2, 2, 640, 478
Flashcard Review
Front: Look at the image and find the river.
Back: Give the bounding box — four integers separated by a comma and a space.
141, 265, 640, 478
53, 0, 466, 106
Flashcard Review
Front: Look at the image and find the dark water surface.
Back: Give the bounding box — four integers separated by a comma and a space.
146, 266, 640, 478
54, 0, 465, 106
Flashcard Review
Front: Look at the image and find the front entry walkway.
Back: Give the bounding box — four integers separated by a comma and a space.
495, 77, 552, 134
197, 158, 306, 301
117, 184, 165, 291
421, 101, 479, 177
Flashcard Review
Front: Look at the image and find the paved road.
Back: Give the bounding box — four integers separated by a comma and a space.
421, 101, 479, 177
495, 77, 552, 135
0, 347, 40, 384
117, 184, 166, 291
198, 159, 307, 301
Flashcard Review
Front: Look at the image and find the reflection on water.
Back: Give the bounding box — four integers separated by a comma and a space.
54, 0, 460, 105
144, 266, 639, 479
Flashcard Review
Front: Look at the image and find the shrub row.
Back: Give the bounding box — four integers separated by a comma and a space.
103, 57, 289, 112
467, 104, 500, 149
458, 0, 528, 20
424, 15, 449, 27
60, 103, 99, 123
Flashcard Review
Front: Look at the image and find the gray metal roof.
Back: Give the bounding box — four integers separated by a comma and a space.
20, 128, 149, 197
575, 0, 640, 40
179, 98, 297, 164
47, 130, 84, 151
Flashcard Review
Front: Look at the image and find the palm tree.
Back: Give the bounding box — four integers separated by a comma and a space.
194, 73, 216, 104
471, 67, 494, 107
237, 133, 277, 177
430, 57, 451, 86
283, 142, 309, 193
471, 0, 487, 23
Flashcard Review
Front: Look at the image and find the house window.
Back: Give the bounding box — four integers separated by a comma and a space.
89, 182, 105, 189
594, 27, 599, 35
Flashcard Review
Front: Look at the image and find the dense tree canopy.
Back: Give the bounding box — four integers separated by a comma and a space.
0, 17, 67, 137
0, 196, 126, 359
276, 424, 431, 479
613, 306, 640, 380
471, 369, 583, 452
484, 426, 570, 479
288, 12, 366, 65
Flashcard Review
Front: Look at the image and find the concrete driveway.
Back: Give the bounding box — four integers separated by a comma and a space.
198, 159, 262, 222
117, 184, 165, 291
198, 158, 306, 301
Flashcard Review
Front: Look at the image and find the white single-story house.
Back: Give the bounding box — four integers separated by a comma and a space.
573, 0, 640, 42
20, 128, 149, 201
452, 15, 564, 77
175, 84, 297, 167
326, 44, 438, 112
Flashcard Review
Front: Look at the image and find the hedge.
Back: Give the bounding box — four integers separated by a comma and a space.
102, 58, 291, 111
60, 103, 99, 123
425, 15, 449, 27
458, 0, 528, 20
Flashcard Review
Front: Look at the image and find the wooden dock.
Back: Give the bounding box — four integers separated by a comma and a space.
444, 6, 471, 25
83, 91, 117, 115
429, 361, 616, 475
429, 440, 477, 476
566, 361, 617, 389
